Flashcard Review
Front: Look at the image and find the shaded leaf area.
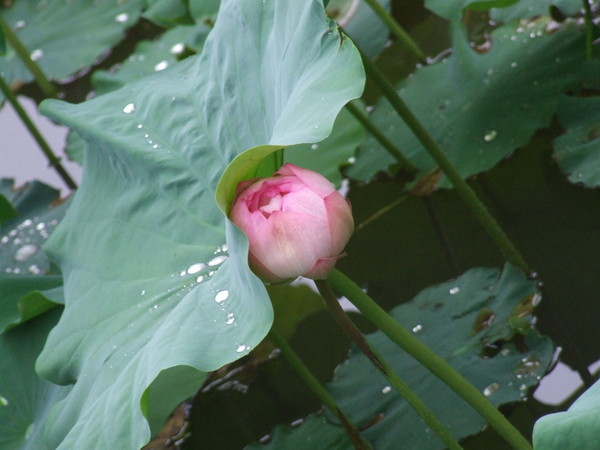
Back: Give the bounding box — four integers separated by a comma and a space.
490, 0, 584, 22
424, 0, 519, 21
0, 179, 69, 331
252, 265, 552, 450
184, 306, 369, 450
349, 19, 587, 188
269, 284, 325, 341
67, 23, 212, 163
552, 96, 600, 188
342, 128, 600, 380
285, 107, 365, 187
35, 0, 364, 448
0, 309, 71, 450
533, 378, 600, 449
330, 265, 552, 450
0, 0, 145, 95
328, 0, 391, 58
143, 0, 192, 27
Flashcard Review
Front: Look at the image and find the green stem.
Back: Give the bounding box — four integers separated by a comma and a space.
0, 76, 77, 190
582, 0, 593, 60
345, 101, 416, 172
315, 280, 463, 450
0, 14, 57, 97
361, 0, 426, 62
355, 194, 408, 231
327, 269, 533, 450
268, 329, 372, 450
361, 54, 530, 274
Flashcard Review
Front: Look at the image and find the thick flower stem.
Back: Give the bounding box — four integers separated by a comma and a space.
0, 14, 57, 98
314, 280, 463, 450
327, 269, 534, 450
267, 329, 372, 450
0, 76, 77, 190
344, 101, 416, 172
582, 0, 593, 60
361, 0, 426, 62
360, 54, 531, 274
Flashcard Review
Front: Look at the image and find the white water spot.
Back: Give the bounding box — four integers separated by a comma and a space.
484, 130, 498, 142
214, 290, 229, 303
140, 289, 146, 296
123, 103, 136, 114
35, 222, 45, 231
114, 12, 129, 23
449, 286, 460, 295
30, 49, 43, 61
510, 61, 518, 68
170, 42, 185, 55
154, 60, 169, 72
208, 255, 228, 266
28, 264, 41, 275
412, 324, 423, 333
235, 344, 248, 353
311, 144, 318, 150
225, 313, 235, 325
187, 263, 206, 275
14, 20, 26, 30
0, 395, 8, 406
14, 244, 37, 262
196, 275, 205, 283
381, 386, 392, 394
483, 382, 500, 397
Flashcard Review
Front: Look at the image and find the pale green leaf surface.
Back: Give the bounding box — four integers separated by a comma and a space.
0, 309, 71, 450
533, 378, 600, 449
0, 0, 144, 90
285, 106, 365, 187
425, 0, 518, 20
553, 96, 600, 188
348, 20, 585, 188
36, 0, 364, 448
0, 179, 68, 330
143, 0, 190, 27
491, 0, 583, 22
189, 0, 221, 21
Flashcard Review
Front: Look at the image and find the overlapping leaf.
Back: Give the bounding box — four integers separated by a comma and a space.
490, 0, 583, 22
0, 0, 144, 94
0, 179, 68, 331
425, 0, 519, 20
348, 19, 586, 188
36, 0, 364, 448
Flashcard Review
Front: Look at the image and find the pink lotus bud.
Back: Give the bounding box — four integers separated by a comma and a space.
230, 163, 354, 283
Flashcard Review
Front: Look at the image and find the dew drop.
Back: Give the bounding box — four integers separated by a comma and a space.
483, 382, 500, 397
14, 244, 37, 262
0, 395, 8, 406
225, 313, 235, 325
510, 61, 518, 68
154, 60, 169, 72
14, 20, 25, 30
484, 130, 497, 142
449, 286, 460, 295
236, 344, 247, 353
170, 43, 185, 55
215, 290, 229, 303
412, 324, 423, 333
114, 12, 129, 22
196, 275, 205, 283
311, 144, 318, 150
123, 103, 136, 114
30, 49, 43, 61
35, 222, 45, 231
28, 264, 41, 275
381, 386, 392, 394
140, 289, 146, 296
208, 255, 228, 266
187, 263, 206, 275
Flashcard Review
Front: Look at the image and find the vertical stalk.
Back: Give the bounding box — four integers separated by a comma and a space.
360, 53, 530, 274
0, 14, 57, 97
0, 76, 77, 190
582, 0, 593, 60
268, 330, 372, 450
361, 0, 426, 62
315, 280, 463, 450
327, 269, 533, 450
344, 101, 416, 172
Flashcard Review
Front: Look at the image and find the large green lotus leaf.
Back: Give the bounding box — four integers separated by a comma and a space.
0, 0, 144, 91
0, 179, 69, 331
491, 0, 582, 22
285, 105, 365, 187
552, 96, 600, 188
424, 0, 518, 20
0, 309, 71, 450
328, 264, 553, 449
533, 378, 600, 449
36, 0, 364, 448
348, 19, 586, 188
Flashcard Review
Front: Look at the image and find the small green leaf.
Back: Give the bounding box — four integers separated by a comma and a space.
533, 379, 600, 449
553, 96, 600, 187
